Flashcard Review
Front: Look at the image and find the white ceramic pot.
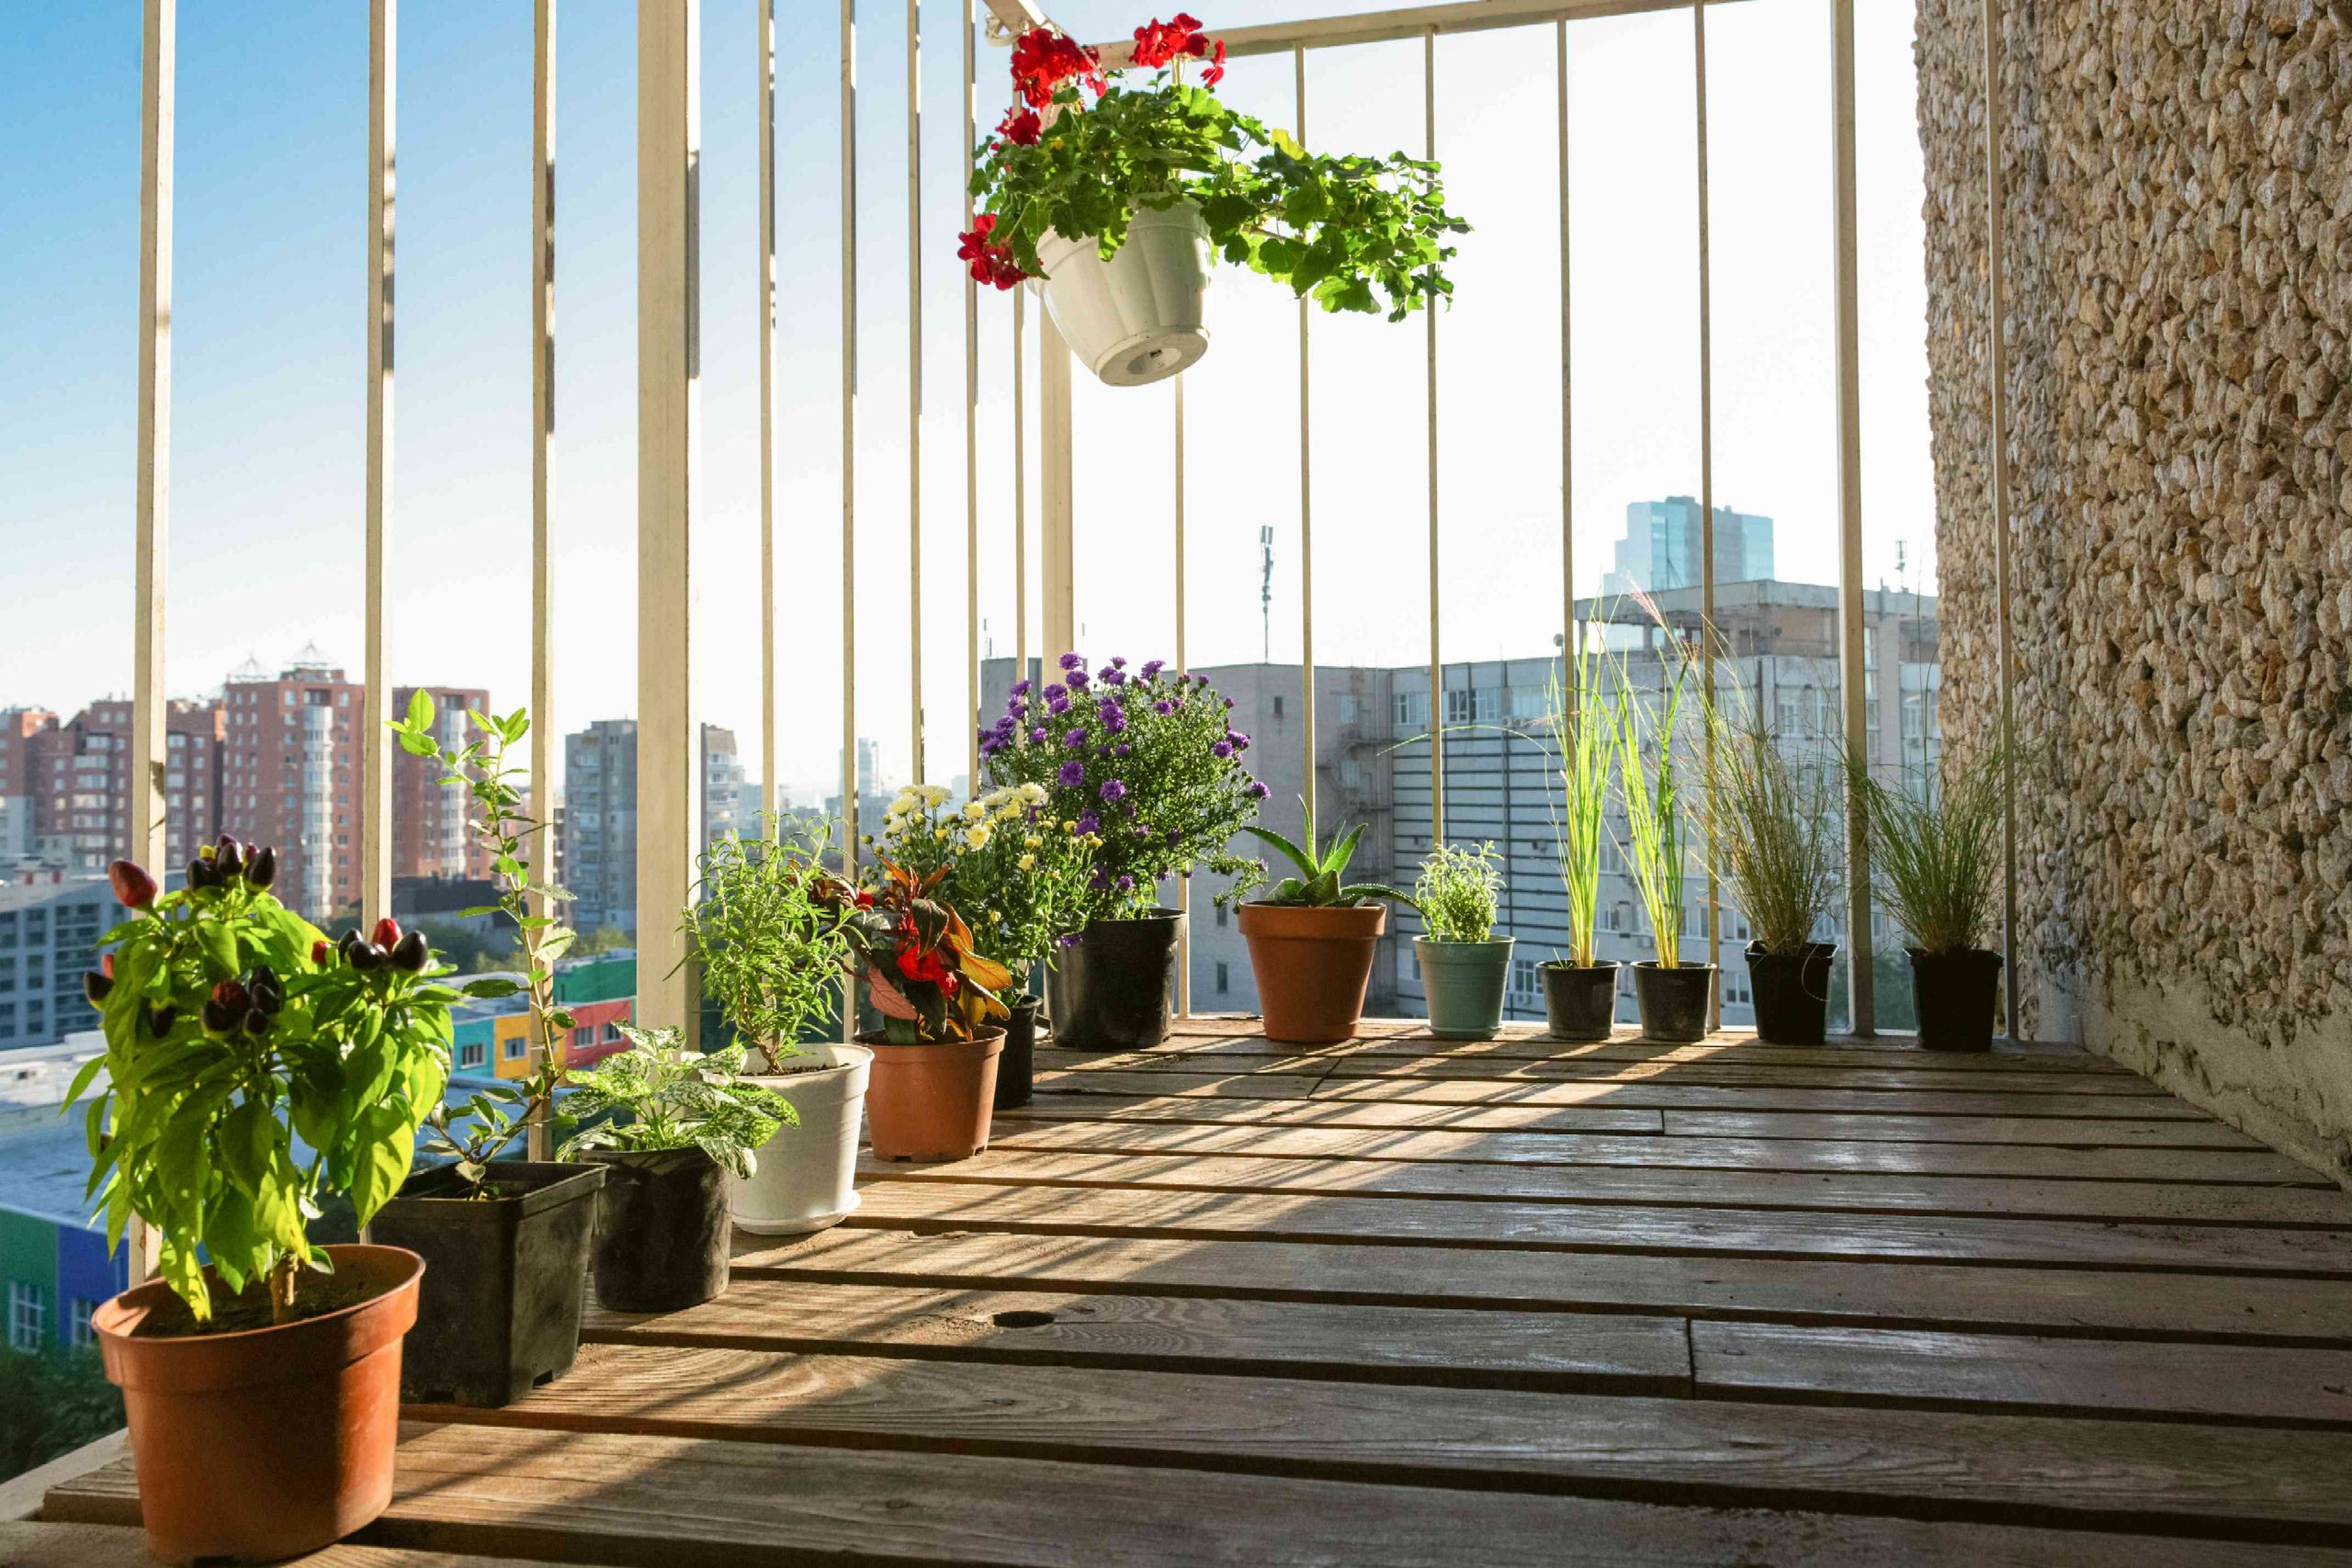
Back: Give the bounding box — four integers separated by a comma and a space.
1036, 200, 1212, 388
730, 1043, 873, 1235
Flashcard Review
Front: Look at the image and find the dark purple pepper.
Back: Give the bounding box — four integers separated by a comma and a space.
83, 971, 113, 1009
209, 978, 250, 1014
350, 942, 389, 972
337, 928, 365, 961
247, 964, 283, 1014
214, 837, 243, 879
147, 1004, 176, 1037
200, 998, 239, 1036
246, 845, 277, 889
186, 856, 216, 891
241, 1008, 273, 1039
390, 930, 429, 973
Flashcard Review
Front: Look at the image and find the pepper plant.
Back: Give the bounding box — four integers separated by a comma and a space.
68, 842, 456, 1323
389, 693, 574, 1177
962, 14, 1468, 320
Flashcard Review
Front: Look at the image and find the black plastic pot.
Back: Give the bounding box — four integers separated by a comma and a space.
994, 995, 1041, 1110
1046, 909, 1185, 1052
1909, 946, 2003, 1053
1540, 962, 1618, 1042
580, 1146, 731, 1312
1633, 961, 1716, 1043
368, 1160, 605, 1406
1747, 942, 1837, 1046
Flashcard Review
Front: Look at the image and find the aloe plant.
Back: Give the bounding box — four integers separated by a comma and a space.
1245, 802, 1417, 909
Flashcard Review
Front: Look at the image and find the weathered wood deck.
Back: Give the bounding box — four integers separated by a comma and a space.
32, 1021, 2352, 1565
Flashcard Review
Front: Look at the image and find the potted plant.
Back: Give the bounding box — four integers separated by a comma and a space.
1858, 750, 2007, 1053
983, 654, 1265, 1050
1714, 708, 1842, 1045
866, 782, 1097, 1108
962, 14, 1468, 385
682, 825, 859, 1236
1238, 804, 1417, 1043
1618, 655, 1715, 1043
68, 841, 445, 1563
1412, 841, 1512, 1041
1535, 652, 1619, 1042
367, 694, 607, 1407
842, 862, 1016, 1161
560, 1026, 794, 1312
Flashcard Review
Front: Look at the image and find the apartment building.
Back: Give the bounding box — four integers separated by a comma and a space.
560, 721, 742, 934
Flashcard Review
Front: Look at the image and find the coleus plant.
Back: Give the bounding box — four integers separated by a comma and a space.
69, 842, 466, 1323
961, 14, 1469, 320
842, 860, 1015, 1044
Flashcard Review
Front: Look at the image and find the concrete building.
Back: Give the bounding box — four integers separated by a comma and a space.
560, 720, 742, 934
0, 879, 116, 1051
390, 684, 494, 883
0, 700, 225, 877
1601, 497, 1775, 595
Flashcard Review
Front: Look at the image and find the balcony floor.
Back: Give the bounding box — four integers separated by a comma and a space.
30, 1019, 2352, 1565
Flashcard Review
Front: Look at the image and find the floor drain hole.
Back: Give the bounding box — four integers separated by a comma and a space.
991, 1310, 1057, 1329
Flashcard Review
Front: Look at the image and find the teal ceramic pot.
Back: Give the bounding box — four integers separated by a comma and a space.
1415, 936, 1515, 1041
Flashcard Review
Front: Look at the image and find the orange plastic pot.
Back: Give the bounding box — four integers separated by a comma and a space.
94, 1243, 424, 1566
1237, 901, 1388, 1043
861, 1029, 1003, 1162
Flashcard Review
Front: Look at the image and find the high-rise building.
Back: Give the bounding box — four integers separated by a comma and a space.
0, 700, 224, 877
391, 685, 493, 882
1602, 497, 1775, 595
560, 720, 743, 935
0, 878, 117, 1049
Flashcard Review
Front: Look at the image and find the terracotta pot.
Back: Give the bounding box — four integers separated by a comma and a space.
1237, 901, 1387, 1043
94, 1243, 424, 1565
862, 1029, 1003, 1162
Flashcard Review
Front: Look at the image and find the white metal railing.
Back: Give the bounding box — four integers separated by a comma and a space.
114, 0, 2031, 1248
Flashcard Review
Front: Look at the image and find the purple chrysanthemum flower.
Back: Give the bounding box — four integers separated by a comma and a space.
1046, 694, 1070, 716
1058, 931, 1083, 948
1043, 682, 1066, 701
1194, 672, 1210, 686
1140, 660, 1164, 679
1222, 696, 1236, 710
1064, 728, 1088, 749
1058, 760, 1086, 786
1246, 781, 1270, 799
1029, 726, 1048, 743
1012, 678, 1033, 695
1059, 651, 1085, 671
1152, 700, 1173, 716
1229, 730, 1251, 751
1067, 669, 1091, 690
1211, 739, 1232, 759
1111, 656, 1127, 669
1100, 668, 1126, 686
1101, 779, 1127, 802
1115, 874, 1136, 893
1075, 810, 1100, 834
979, 735, 1002, 757
1114, 743, 1130, 757
1100, 704, 1127, 734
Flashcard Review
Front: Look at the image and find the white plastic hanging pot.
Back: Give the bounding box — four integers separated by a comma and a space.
1036, 200, 1212, 388
729, 1042, 872, 1235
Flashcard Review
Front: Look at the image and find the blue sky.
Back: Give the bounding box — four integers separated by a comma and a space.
0, 1, 1937, 804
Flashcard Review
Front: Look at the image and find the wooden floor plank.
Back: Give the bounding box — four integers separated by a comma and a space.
405, 1344, 2352, 1541
983, 1114, 2336, 1187
583, 1280, 1692, 1394
1691, 1322, 2352, 1427
45, 1430, 2342, 1568
1308, 1076, 2217, 1120
864, 1146, 2352, 1226
1159, 1023, 2134, 1069
738, 1227, 2352, 1345
0, 1519, 583, 1567
837, 1173, 2352, 1276
999, 1093, 2266, 1146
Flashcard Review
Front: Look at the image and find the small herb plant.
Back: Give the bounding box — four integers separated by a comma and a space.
1415, 842, 1502, 943
983, 653, 1266, 919
1246, 800, 1417, 909
962, 17, 1467, 319
1538, 645, 1612, 968
1616, 655, 1700, 968
1713, 707, 1840, 955
865, 783, 1099, 983
70, 842, 452, 1323
558, 1026, 796, 1177
842, 863, 1015, 1044
684, 826, 853, 1072
390, 694, 576, 1181
1857, 750, 2006, 955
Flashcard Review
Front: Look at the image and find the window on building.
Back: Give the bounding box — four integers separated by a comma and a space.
573, 1025, 594, 1052
1391, 692, 1430, 732
503, 1034, 527, 1061
68, 1298, 96, 1348
603, 1021, 624, 1043
1509, 958, 1541, 1000
1214, 905, 1227, 929
8, 1281, 47, 1351
457, 1040, 488, 1071
1215, 962, 1229, 995
1272, 695, 1284, 718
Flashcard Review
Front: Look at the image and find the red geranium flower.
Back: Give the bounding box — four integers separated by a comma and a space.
1131, 14, 1207, 71
1203, 37, 1226, 87
995, 105, 1042, 147
957, 215, 1028, 290
1011, 28, 1102, 109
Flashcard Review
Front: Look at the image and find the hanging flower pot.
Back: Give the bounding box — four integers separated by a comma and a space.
961, 16, 1468, 389
1036, 201, 1213, 387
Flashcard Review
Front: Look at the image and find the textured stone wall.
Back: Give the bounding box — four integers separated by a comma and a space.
1915, 0, 2352, 1180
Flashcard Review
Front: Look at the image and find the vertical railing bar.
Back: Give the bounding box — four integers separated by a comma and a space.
1983, 0, 2019, 1039
1013, 288, 1027, 685
1174, 374, 1190, 1015
527, 0, 558, 1158
1295, 43, 1317, 833
636, 0, 701, 1037
758, 0, 777, 835
1039, 318, 1074, 656
907, 0, 926, 784
1556, 17, 1573, 701
1830, 0, 1873, 1035
964, 0, 980, 792
842, 0, 861, 883
1692, 0, 1719, 1032
129, 0, 175, 1287
1423, 28, 1442, 851
362, 0, 396, 924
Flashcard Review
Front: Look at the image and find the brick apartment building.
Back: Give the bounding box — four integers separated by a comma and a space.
0, 700, 224, 874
